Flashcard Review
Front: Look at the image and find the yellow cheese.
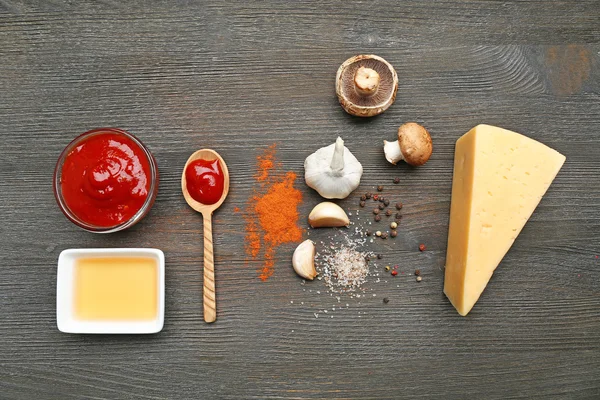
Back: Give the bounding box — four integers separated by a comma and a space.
444, 125, 565, 316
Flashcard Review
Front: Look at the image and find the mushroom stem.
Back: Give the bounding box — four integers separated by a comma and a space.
330, 137, 345, 174
383, 140, 404, 165
354, 66, 380, 97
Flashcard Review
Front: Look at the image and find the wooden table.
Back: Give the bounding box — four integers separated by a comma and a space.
1, 2, 599, 399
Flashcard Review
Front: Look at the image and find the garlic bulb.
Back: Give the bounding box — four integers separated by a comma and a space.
304, 137, 363, 199
292, 239, 317, 280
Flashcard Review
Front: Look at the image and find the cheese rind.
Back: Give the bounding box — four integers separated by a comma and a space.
444, 125, 565, 316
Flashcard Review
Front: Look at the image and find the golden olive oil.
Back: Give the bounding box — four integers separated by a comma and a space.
74, 257, 158, 320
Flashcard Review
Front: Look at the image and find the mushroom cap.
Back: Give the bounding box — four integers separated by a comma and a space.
397, 122, 433, 166
335, 54, 398, 117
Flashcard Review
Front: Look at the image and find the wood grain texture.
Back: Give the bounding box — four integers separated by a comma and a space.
1, 1, 599, 399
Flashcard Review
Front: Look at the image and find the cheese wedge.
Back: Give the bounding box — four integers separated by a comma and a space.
444, 125, 565, 316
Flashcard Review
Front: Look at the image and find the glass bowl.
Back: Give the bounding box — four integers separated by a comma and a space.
54, 128, 159, 233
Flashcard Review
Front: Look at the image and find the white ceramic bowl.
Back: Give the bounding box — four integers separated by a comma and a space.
57, 248, 165, 334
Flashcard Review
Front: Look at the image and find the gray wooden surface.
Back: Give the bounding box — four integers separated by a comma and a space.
1, 1, 599, 399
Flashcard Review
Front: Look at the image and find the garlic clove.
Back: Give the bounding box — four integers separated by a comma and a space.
292, 239, 317, 280
308, 202, 350, 228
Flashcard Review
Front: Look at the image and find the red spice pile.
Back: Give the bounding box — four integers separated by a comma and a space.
243, 145, 303, 281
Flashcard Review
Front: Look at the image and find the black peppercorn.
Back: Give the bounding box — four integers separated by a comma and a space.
378, 203, 385, 210
377, 254, 383, 259
379, 196, 385, 203
377, 185, 384, 192
361, 194, 367, 201
395, 213, 402, 220
396, 202, 403, 210
366, 193, 372, 199
381, 232, 388, 239
373, 208, 380, 215
383, 297, 390, 304
393, 177, 400, 184
385, 210, 392, 216
359, 201, 366, 207
391, 230, 397, 237
384, 199, 390, 206
374, 215, 381, 222
366, 230, 371, 236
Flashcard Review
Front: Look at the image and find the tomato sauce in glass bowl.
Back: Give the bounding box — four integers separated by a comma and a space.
54, 128, 159, 233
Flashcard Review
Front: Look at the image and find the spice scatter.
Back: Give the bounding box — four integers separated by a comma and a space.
317, 244, 370, 292
242, 144, 303, 281
293, 184, 431, 319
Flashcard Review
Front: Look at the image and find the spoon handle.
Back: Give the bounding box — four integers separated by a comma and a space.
202, 213, 217, 323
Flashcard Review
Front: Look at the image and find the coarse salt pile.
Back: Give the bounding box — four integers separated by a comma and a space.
316, 241, 372, 293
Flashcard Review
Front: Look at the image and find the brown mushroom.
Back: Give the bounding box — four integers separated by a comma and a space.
335, 55, 398, 117
383, 122, 433, 166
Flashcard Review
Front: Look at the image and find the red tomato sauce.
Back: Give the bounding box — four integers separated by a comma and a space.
185, 159, 224, 205
60, 132, 151, 227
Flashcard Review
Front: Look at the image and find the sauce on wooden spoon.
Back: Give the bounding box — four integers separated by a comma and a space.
184, 159, 224, 205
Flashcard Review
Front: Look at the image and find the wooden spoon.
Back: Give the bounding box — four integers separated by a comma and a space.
181, 149, 230, 323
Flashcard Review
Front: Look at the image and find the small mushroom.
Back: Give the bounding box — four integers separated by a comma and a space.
292, 239, 317, 280
383, 122, 433, 166
308, 202, 350, 228
336, 54, 398, 117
